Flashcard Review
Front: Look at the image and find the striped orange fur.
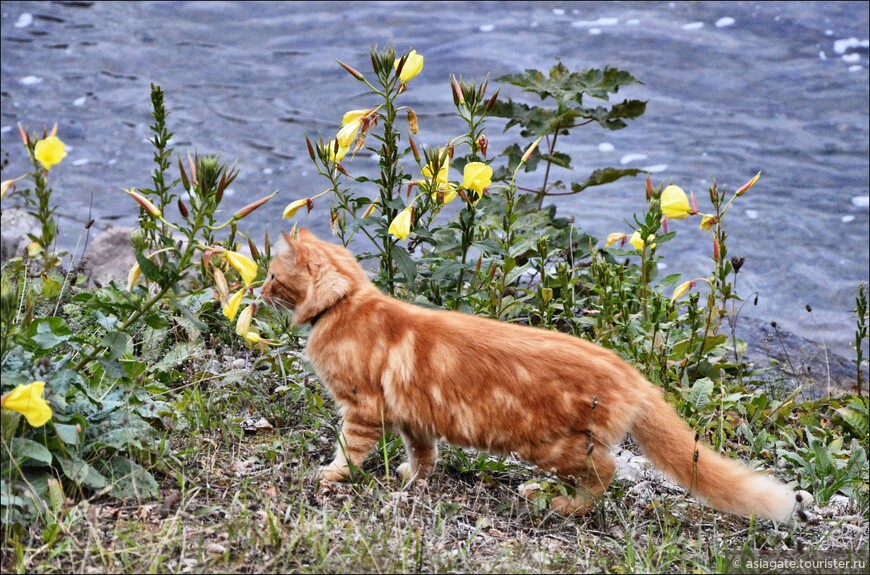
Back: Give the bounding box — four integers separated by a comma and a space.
261, 229, 798, 521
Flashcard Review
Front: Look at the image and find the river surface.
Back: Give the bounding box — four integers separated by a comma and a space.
2, 1, 868, 357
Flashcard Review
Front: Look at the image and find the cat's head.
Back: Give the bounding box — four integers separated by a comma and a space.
261, 228, 369, 325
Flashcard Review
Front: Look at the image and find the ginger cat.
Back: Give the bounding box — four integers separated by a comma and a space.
261, 229, 798, 521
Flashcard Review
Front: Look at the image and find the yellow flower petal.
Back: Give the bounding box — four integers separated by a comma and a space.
236, 304, 254, 337
34, 135, 67, 170
660, 185, 691, 219
430, 182, 458, 205
699, 214, 717, 232
223, 289, 245, 322
671, 280, 696, 301
462, 162, 493, 194
126, 262, 142, 291
629, 231, 645, 251
225, 251, 258, 286
336, 118, 362, 149
282, 198, 309, 219
605, 232, 627, 248
388, 207, 413, 240
1, 381, 52, 427
326, 140, 349, 163
342, 110, 370, 126
243, 332, 261, 344
395, 50, 424, 82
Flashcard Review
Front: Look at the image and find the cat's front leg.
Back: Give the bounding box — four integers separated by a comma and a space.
317, 409, 383, 482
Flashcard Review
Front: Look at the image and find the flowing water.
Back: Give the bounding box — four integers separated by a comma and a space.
2, 1, 868, 356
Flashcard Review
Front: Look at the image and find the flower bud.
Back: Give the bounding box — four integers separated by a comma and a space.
177, 198, 189, 218
305, 134, 317, 162
477, 134, 488, 158
126, 262, 142, 291
486, 89, 500, 111
451, 75, 464, 106
713, 237, 721, 261
213, 268, 229, 305
125, 188, 161, 218
409, 137, 420, 163
17, 122, 29, 146
735, 171, 762, 197
645, 175, 653, 201
336, 59, 365, 81
521, 137, 542, 164
362, 200, 378, 219
234, 191, 276, 220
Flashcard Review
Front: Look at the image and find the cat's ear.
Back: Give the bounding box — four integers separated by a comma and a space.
279, 232, 298, 261
298, 227, 318, 242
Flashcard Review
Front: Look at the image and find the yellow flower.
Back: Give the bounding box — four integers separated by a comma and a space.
223, 289, 245, 322
431, 182, 458, 205
660, 185, 691, 219
422, 162, 449, 186
282, 198, 309, 219
671, 280, 696, 301
342, 110, 369, 126
236, 304, 254, 336
225, 251, 258, 286
699, 214, 717, 232
336, 118, 362, 148
388, 206, 413, 240
462, 162, 493, 194
326, 140, 349, 163
605, 233, 627, 248
395, 50, 424, 82
34, 135, 67, 170
126, 262, 141, 291
735, 171, 761, 197
629, 231, 645, 251
243, 332, 261, 344
1, 381, 53, 427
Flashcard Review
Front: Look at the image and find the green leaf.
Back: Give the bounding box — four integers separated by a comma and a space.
52, 423, 80, 446
687, 378, 714, 411
391, 244, 417, 289
659, 273, 682, 287
57, 456, 89, 485
836, 407, 869, 438
27, 317, 73, 350
10, 438, 52, 466
101, 331, 130, 361
104, 456, 158, 499
570, 168, 644, 194
135, 252, 161, 283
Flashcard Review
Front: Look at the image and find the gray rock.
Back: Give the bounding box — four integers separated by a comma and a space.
1, 208, 39, 262
732, 317, 868, 398
84, 226, 136, 287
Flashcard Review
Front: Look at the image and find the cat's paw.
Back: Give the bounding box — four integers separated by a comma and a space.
551, 494, 595, 516
316, 464, 350, 483
397, 462, 414, 481
397, 462, 431, 486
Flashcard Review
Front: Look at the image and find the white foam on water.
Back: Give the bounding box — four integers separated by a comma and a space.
262, 168, 273, 175
0, 126, 11, 134
834, 37, 870, 54
825, 30, 834, 36
73, 96, 87, 107
642, 164, 669, 173
531, 22, 538, 28
849, 65, 863, 72
14, 13, 33, 28
20, 76, 42, 86
715, 17, 735, 28
620, 153, 648, 165
479, 24, 495, 32
553, 8, 565, 16
108, 159, 117, 166
626, 19, 640, 25
842, 53, 861, 63
589, 28, 602, 35
571, 17, 618, 28
683, 22, 704, 31
852, 196, 869, 208
658, 262, 668, 270
819, 51, 827, 60
223, 188, 236, 197
598, 143, 615, 152
842, 215, 856, 223
72, 158, 89, 167
745, 209, 759, 219
370, 154, 381, 162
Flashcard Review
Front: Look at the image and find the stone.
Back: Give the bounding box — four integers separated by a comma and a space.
83, 226, 136, 288
1, 208, 39, 263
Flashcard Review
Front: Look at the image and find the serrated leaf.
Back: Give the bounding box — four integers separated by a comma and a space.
687, 378, 714, 411
836, 407, 869, 438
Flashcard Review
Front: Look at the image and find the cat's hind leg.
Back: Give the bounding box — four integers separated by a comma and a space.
318, 410, 383, 482
397, 427, 438, 482
529, 434, 616, 516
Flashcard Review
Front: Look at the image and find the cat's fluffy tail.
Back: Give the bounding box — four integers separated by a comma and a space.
630, 386, 797, 522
